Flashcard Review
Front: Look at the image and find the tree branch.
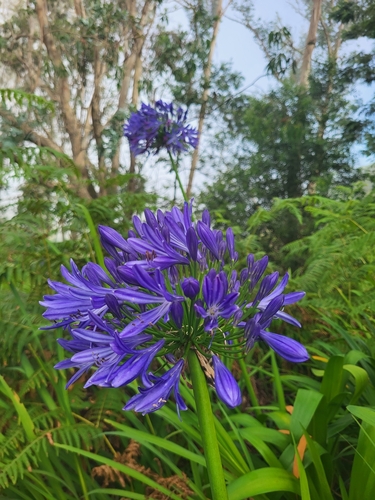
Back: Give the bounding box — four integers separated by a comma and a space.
186, 0, 224, 198
0, 107, 62, 152
299, 0, 322, 87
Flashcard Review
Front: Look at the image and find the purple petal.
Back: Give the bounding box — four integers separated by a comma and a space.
71, 328, 112, 344
274, 311, 302, 328
259, 331, 309, 363
260, 295, 284, 325
253, 272, 279, 304
202, 209, 211, 227
171, 302, 184, 329
283, 291, 305, 305
105, 294, 123, 319
197, 222, 219, 260
124, 360, 184, 414
194, 303, 208, 318
212, 356, 241, 408
186, 227, 198, 261
119, 302, 172, 337
249, 256, 269, 290
226, 228, 235, 260
98, 226, 132, 254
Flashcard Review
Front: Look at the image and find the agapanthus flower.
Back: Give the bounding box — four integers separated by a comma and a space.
41, 201, 308, 416
124, 101, 199, 156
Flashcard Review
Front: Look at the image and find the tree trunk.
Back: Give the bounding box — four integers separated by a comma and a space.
299, 0, 322, 87
186, 0, 224, 198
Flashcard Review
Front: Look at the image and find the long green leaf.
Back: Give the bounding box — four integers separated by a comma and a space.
227, 468, 300, 500
0, 375, 35, 441
320, 356, 345, 403
343, 365, 369, 404
303, 431, 333, 500
87, 489, 145, 499
290, 389, 323, 441
76, 204, 105, 268
347, 405, 375, 426
105, 419, 206, 466
349, 422, 375, 500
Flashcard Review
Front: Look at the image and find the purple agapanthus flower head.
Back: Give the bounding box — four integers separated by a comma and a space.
41, 200, 308, 416
124, 101, 199, 156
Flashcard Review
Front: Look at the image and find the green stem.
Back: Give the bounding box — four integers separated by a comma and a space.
271, 350, 286, 412
238, 356, 260, 416
168, 152, 188, 202
188, 350, 228, 500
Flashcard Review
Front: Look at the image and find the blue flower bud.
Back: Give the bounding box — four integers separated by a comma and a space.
105, 294, 122, 319
197, 221, 220, 260
253, 272, 279, 304
249, 255, 269, 291
186, 227, 198, 260
212, 356, 241, 408
181, 277, 200, 299
218, 240, 227, 260
202, 208, 211, 227
240, 268, 249, 285
226, 227, 235, 260
168, 265, 179, 285
233, 309, 243, 326
171, 302, 184, 329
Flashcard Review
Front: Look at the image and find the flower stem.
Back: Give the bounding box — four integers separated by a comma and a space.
271, 350, 286, 412
168, 152, 188, 202
238, 356, 261, 416
187, 349, 228, 500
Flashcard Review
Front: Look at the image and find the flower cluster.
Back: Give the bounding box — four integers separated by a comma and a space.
124, 101, 199, 156
41, 202, 308, 415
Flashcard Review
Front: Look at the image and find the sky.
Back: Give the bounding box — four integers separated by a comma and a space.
216, 0, 306, 92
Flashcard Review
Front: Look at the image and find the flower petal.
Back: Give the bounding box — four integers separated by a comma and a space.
260, 331, 309, 362
212, 356, 241, 408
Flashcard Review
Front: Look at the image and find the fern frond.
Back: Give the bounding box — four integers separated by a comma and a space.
0, 422, 101, 489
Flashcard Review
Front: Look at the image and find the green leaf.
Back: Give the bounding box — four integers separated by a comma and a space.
303, 431, 333, 500
227, 468, 300, 500
343, 365, 370, 403
214, 417, 250, 475
293, 442, 311, 500
238, 428, 283, 468
349, 422, 375, 500
320, 356, 345, 403
87, 489, 145, 499
290, 389, 324, 441
0, 375, 35, 442
239, 426, 290, 451
339, 476, 349, 500
104, 419, 206, 466
76, 204, 105, 268
347, 405, 375, 427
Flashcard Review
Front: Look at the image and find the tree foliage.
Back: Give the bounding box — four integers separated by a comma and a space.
0, 0, 159, 199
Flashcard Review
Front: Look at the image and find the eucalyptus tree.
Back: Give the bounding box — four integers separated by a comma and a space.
199, 0, 363, 232
331, 0, 375, 157
0, 0, 159, 200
